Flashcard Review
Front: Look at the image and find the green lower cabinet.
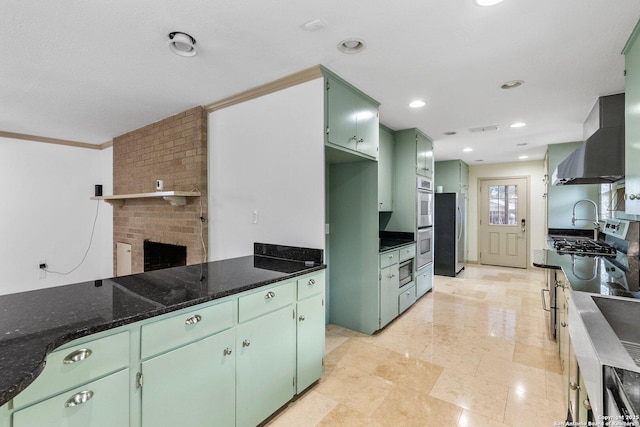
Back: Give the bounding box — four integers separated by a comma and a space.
416, 264, 433, 297
399, 283, 417, 314
12, 369, 129, 427
140, 328, 236, 427
380, 264, 399, 328
296, 293, 325, 393
236, 305, 296, 427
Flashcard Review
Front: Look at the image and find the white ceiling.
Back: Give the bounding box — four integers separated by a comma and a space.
2, 0, 640, 164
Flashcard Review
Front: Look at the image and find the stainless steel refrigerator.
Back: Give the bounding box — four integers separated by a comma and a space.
434, 192, 465, 276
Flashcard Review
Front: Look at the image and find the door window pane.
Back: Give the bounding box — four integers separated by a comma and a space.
489, 185, 517, 225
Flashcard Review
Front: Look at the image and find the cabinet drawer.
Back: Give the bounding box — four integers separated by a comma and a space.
399, 245, 416, 262
13, 369, 129, 427
13, 331, 129, 408
297, 273, 324, 301
238, 281, 295, 323
141, 300, 233, 359
399, 283, 417, 314
380, 250, 399, 269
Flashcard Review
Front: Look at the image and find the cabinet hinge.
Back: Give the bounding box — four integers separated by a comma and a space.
326, 80, 330, 90
136, 372, 143, 389
322, 298, 324, 307
293, 376, 296, 387
326, 126, 330, 135
293, 309, 295, 319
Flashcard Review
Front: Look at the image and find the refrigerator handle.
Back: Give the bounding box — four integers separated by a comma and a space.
457, 206, 462, 241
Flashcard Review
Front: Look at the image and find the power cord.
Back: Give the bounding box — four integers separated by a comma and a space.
45, 200, 100, 276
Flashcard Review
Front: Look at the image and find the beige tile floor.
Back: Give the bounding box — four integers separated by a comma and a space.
266, 264, 567, 427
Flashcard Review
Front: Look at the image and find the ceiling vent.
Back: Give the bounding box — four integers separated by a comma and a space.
468, 125, 499, 133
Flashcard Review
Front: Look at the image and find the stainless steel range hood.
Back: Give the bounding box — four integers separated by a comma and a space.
552, 93, 625, 185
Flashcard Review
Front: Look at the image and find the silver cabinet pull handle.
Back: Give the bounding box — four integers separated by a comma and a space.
561, 321, 568, 328
242, 339, 250, 347
299, 315, 305, 322
264, 291, 276, 299
223, 348, 232, 356
64, 390, 94, 407
583, 399, 592, 410
185, 314, 202, 325
63, 348, 92, 365
308, 279, 315, 286
569, 381, 580, 391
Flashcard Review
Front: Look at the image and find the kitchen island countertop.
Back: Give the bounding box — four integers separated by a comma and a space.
0, 244, 324, 406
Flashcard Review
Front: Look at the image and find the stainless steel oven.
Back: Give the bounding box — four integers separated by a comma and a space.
417, 227, 433, 269
417, 177, 433, 228
398, 258, 413, 287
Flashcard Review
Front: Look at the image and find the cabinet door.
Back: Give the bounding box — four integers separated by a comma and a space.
326, 77, 358, 152
378, 127, 394, 211
380, 264, 399, 328
141, 329, 235, 427
399, 284, 417, 313
416, 132, 433, 177
13, 369, 129, 427
355, 96, 379, 159
236, 305, 296, 427
626, 33, 640, 214
416, 264, 433, 297
296, 294, 325, 393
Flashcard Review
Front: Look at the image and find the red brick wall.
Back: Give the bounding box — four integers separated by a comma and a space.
112, 106, 208, 275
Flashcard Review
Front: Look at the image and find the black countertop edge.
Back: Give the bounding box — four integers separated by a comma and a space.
379, 240, 416, 253
0, 255, 325, 407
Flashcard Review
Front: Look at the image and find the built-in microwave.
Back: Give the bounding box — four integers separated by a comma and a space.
398, 258, 413, 287
416, 227, 433, 269
417, 177, 433, 228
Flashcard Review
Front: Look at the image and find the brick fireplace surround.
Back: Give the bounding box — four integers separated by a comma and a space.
112, 106, 208, 275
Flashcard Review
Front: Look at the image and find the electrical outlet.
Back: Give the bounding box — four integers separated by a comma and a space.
252, 210, 259, 224
38, 260, 46, 279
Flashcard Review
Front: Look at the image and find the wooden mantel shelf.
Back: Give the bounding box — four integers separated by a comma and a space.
91, 191, 201, 207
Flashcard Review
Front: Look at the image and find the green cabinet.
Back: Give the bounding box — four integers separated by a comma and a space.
378, 126, 395, 211
416, 263, 433, 297
236, 304, 296, 427
324, 73, 380, 160
434, 160, 469, 195
12, 369, 129, 427
624, 21, 640, 215
296, 274, 325, 394
416, 130, 434, 177
398, 283, 416, 314
379, 251, 400, 328
140, 329, 235, 427
3, 271, 325, 427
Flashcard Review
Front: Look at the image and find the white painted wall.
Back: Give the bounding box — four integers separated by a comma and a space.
208, 79, 325, 260
467, 160, 546, 265
0, 138, 113, 295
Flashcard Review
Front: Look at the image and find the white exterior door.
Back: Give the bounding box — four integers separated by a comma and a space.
479, 178, 529, 268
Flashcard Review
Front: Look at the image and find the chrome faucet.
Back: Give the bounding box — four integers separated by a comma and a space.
571, 199, 600, 240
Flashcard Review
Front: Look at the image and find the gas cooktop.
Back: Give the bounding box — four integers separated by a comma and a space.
551, 236, 617, 257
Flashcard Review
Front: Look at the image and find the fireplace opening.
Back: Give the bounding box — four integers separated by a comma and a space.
144, 241, 187, 272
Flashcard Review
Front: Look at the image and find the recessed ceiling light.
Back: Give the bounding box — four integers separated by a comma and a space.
338, 38, 366, 54
444, 131, 457, 136
475, 159, 484, 162
168, 32, 197, 57
519, 155, 529, 160
501, 80, 524, 89
409, 100, 426, 108
510, 122, 526, 128
516, 142, 528, 146
473, 0, 504, 5
463, 147, 473, 152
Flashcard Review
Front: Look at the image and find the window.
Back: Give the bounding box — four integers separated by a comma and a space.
488, 185, 517, 225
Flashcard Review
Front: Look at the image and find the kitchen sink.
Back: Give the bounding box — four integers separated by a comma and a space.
592, 296, 640, 366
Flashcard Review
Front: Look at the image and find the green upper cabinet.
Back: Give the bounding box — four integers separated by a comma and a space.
624, 20, 640, 215
416, 130, 433, 177
378, 125, 395, 211
434, 160, 469, 195
323, 69, 380, 160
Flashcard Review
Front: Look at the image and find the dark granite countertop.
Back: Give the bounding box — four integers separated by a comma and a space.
379, 231, 415, 252
0, 244, 325, 406
533, 249, 640, 296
